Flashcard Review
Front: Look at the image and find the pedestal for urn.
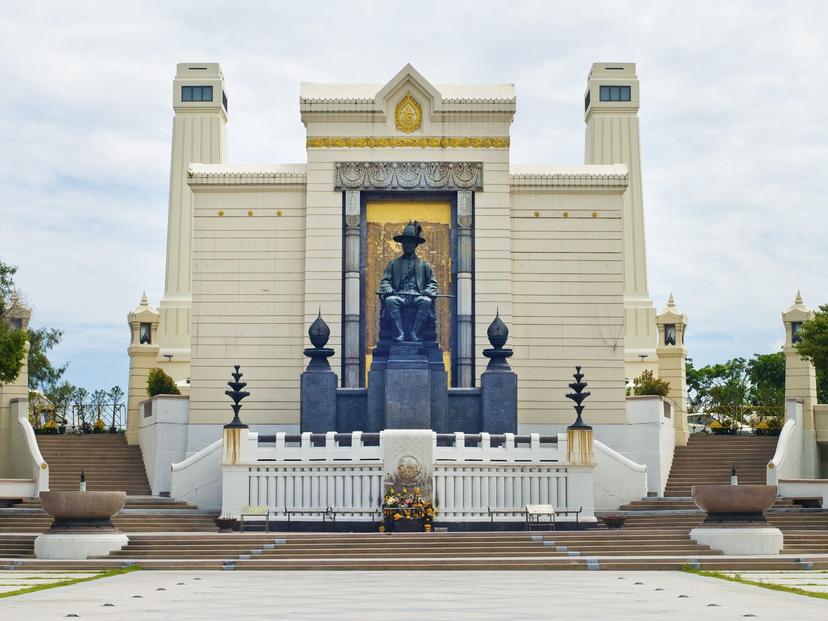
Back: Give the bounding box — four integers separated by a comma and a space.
689, 484, 783, 555
34, 491, 128, 559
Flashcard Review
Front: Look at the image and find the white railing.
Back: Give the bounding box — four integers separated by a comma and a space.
243, 464, 384, 518
170, 440, 222, 511
434, 432, 559, 463
219, 430, 596, 523
1, 399, 49, 498
434, 463, 569, 520
767, 399, 804, 485
592, 440, 648, 511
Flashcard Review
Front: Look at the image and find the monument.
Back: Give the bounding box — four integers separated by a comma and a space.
301, 221, 517, 435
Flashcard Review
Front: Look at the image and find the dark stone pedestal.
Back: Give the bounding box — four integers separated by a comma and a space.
300, 368, 337, 433
367, 339, 448, 432
385, 343, 431, 429
480, 369, 517, 434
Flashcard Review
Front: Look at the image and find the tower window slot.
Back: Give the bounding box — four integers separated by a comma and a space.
182, 85, 213, 102
599, 85, 631, 102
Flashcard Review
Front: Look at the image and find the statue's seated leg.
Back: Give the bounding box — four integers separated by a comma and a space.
409, 296, 433, 342
384, 295, 405, 342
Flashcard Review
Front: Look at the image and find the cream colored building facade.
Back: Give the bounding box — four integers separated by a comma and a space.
129, 62, 671, 454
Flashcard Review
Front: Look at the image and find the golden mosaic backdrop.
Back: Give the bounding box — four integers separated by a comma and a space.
364, 201, 452, 362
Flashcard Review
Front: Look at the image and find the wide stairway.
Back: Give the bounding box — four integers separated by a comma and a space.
663, 434, 778, 497
5, 528, 827, 571
36, 434, 152, 495
0, 434, 218, 560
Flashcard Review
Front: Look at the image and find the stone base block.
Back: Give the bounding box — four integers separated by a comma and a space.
35, 532, 129, 560
689, 527, 783, 555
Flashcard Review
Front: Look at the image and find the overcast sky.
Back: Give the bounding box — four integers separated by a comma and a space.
1, 1, 826, 392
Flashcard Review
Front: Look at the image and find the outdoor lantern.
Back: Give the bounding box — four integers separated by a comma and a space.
664, 323, 676, 346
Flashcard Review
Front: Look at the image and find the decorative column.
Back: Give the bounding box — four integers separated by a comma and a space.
300, 312, 337, 433
656, 293, 689, 446
343, 190, 361, 387
456, 190, 474, 387
566, 366, 594, 465
480, 312, 517, 433
782, 291, 818, 477
222, 365, 250, 466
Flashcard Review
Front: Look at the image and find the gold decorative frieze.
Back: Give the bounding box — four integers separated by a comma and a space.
395, 94, 423, 133
307, 136, 509, 149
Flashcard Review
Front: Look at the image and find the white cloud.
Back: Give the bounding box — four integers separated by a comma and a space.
0, 0, 826, 390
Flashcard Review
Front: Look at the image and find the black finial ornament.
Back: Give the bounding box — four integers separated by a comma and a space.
304, 311, 335, 370
224, 365, 250, 429
565, 366, 592, 429
483, 310, 513, 370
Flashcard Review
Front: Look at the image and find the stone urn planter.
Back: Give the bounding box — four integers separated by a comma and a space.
691, 484, 777, 523
35, 491, 128, 560
689, 485, 782, 555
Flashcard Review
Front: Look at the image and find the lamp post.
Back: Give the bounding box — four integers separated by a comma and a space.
566, 366, 594, 465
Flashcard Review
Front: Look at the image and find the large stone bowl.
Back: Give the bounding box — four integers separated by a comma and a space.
40, 491, 126, 530
692, 485, 777, 523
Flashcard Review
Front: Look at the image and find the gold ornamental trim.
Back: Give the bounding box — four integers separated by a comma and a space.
307, 136, 510, 149
395, 94, 423, 133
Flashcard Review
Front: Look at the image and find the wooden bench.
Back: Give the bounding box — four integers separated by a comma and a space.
239, 505, 271, 532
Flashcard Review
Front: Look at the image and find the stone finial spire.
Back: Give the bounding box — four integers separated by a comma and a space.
795, 289, 803, 305
304, 311, 335, 370
140, 291, 149, 306
483, 310, 513, 370
667, 292, 676, 308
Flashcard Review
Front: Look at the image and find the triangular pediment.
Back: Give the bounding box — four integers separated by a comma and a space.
375, 64, 442, 111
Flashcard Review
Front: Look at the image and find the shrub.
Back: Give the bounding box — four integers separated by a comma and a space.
632, 369, 671, 397
146, 368, 180, 397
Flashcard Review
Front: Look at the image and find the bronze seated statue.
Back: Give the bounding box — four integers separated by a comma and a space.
377, 221, 438, 343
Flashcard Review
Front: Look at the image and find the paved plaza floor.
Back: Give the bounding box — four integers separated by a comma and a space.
1, 570, 827, 619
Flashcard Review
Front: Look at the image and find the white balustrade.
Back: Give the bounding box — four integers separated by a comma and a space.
219, 430, 598, 523
434, 463, 569, 521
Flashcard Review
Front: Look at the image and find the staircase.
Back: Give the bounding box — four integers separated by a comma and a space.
36, 434, 152, 495
663, 434, 778, 497
5, 529, 827, 572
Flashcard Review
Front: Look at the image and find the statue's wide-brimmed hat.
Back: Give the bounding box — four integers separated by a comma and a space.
393, 221, 426, 245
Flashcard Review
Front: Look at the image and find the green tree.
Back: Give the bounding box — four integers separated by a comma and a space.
632, 369, 670, 396
0, 261, 27, 385
795, 304, 828, 403
108, 386, 125, 431
686, 357, 751, 413
146, 368, 180, 397
45, 380, 76, 425
27, 326, 67, 390
746, 351, 785, 407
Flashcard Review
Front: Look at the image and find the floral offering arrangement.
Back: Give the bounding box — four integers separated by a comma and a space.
379, 485, 436, 533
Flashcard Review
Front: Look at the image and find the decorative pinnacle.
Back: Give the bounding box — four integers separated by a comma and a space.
483, 310, 513, 370
304, 312, 335, 370
224, 365, 250, 429
140, 291, 149, 306
308, 309, 330, 349
794, 290, 803, 305
486, 308, 509, 349
667, 292, 675, 308
565, 366, 592, 429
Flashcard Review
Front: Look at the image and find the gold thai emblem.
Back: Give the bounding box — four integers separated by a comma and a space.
395, 94, 422, 133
